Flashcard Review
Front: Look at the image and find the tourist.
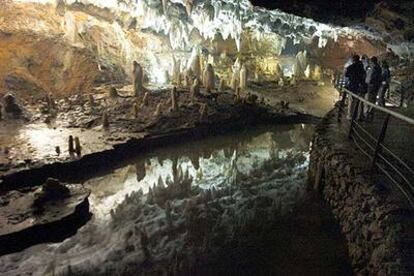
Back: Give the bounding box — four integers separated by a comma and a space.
361, 55, 370, 71
364, 56, 382, 118
345, 55, 365, 120
377, 61, 391, 107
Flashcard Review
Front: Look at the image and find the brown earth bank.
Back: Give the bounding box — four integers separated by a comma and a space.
308, 108, 414, 275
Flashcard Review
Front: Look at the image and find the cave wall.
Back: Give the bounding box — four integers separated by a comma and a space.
309, 109, 414, 275
0, 0, 391, 98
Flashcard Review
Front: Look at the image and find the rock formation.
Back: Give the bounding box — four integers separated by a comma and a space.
133, 61, 144, 97
171, 87, 178, 112
239, 64, 248, 91
153, 103, 162, 117
190, 78, 200, 99
74, 137, 81, 155
68, 135, 75, 154
2, 94, 22, 118
203, 64, 215, 93
219, 78, 226, 92
102, 112, 109, 128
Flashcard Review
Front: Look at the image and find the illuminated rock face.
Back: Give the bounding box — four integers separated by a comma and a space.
0, 0, 391, 96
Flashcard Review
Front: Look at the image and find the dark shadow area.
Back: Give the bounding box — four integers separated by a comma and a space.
196, 192, 353, 276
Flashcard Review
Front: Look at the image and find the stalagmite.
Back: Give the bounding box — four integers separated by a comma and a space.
231, 70, 239, 91
293, 60, 303, 80
102, 112, 109, 128
3, 94, 22, 118
74, 137, 81, 155
275, 63, 284, 80
191, 54, 201, 81
203, 64, 215, 93
290, 76, 297, 86
313, 65, 322, 81
55, 146, 60, 156
199, 103, 207, 120
304, 64, 312, 79
171, 87, 178, 112
133, 103, 139, 118
278, 78, 284, 87
239, 64, 247, 91
297, 50, 308, 71
172, 58, 181, 85
164, 70, 170, 84
88, 95, 95, 107
109, 87, 118, 98
190, 79, 200, 99
141, 92, 149, 108
219, 78, 226, 92
154, 103, 162, 117
133, 61, 144, 97
234, 87, 241, 103
68, 135, 74, 153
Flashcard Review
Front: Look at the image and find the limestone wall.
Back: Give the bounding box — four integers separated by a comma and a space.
308, 109, 414, 275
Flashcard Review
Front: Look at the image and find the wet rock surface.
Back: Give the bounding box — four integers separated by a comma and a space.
0, 178, 91, 255
309, 109, 414, 275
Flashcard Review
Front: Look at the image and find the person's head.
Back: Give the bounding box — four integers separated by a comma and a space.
382, 61, 389, 68
370, 56, 378, 64
362, 54, 368, 60
352, 55, 360, 63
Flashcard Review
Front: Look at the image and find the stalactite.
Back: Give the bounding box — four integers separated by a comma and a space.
185, 0, 193, 17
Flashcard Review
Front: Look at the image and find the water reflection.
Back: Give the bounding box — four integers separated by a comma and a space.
0, 124, 314, 276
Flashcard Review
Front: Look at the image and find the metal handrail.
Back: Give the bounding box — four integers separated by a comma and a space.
341, 88, 414, 125
335, 80, 414, 208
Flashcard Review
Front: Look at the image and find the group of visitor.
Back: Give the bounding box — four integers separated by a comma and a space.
344, 54, 391, 120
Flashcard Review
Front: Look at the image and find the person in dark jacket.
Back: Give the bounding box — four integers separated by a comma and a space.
364, 56, 382, 117
345, 55, 366, 120
378, 61, 391, 107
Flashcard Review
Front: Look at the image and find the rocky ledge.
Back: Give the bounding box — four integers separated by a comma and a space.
0, 178, 91, 255
308, 109, 414, 275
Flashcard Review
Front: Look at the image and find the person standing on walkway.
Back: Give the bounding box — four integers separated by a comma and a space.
378, 61, 391, 107
364, 56, 382, 118
345, 55, 366, 120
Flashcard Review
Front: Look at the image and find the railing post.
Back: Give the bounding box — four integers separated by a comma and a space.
348, 97, 359, 139
371, 114, 391, 173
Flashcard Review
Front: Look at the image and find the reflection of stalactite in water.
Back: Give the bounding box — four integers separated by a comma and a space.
228, 149, 239, 186
188, 152, 200, 170
269, 133, 278, 159
135, 160, 146, 182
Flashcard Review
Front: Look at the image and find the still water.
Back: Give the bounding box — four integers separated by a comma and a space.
0, 124, 352, 275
